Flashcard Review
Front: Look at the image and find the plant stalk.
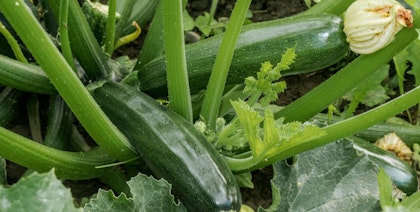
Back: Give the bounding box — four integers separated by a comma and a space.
0, 21, 27, 63
200, 0, 252, 130
59, 0, 76, 71
163, 0, 193, 122
104, 0, 117, 56
0, 126, 115, 180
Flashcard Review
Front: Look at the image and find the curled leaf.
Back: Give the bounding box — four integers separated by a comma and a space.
114, 21, 141, 50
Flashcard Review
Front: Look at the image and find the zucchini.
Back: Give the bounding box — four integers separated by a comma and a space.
137, 14, 349, 97
92, 82, 241, 211
82, 0, 120, 46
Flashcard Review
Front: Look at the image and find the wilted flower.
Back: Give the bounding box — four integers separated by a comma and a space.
343, 0, 413, 54
375, 132, 413, 165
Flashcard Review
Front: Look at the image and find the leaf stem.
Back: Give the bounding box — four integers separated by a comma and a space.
0, 126, 115, 180
208, 0, 219, 25
59, 0, 76, 71
104, 0, 117, 56
0, 21, 27, 63
200, 0, 252, 130
163, 0, 193, 122
0, 55, 55, 94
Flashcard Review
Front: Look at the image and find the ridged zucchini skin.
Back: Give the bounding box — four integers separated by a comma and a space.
92, 82, 241, 211
137, 14, 349, 97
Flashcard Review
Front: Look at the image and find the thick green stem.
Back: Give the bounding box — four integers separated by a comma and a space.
0, 55, 55, 94
104, 0, 117, 56
163, 0, 192, 122
200, 0, 252, 130
0, 126, 115, 180
0, 0, 137, 161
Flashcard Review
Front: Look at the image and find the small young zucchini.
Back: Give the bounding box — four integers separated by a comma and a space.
137, 13, 349, 97
92, 82, 241, 211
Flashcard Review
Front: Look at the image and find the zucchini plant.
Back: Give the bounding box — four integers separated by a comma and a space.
0, 0, 419, 211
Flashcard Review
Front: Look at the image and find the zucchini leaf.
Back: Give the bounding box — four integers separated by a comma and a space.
260, 140, 381, 212
244, 47, 294, 107
341, 64, 390, 117
216, 47, 323, 168
0, 170, 80, 212
84, 173, 186, 212
230, 99, 325, 163
400, 38, 420, 86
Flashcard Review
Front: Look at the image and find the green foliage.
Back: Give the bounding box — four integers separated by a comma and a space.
214, 47, 324, 171
230, 99, 325, 164
393, 33, 420, 104
0, 171, 80, 212
341, 64, 390, 117
261, 140, 381, 211
244, 47, 294, 107
405, 0, 420, 12
183, 11, 227, 37
85, 173, 186, 212
0, 170, 187, 212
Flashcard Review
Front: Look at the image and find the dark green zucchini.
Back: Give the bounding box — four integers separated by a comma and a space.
92, 82, 241, 211
136, 13, 349, 97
